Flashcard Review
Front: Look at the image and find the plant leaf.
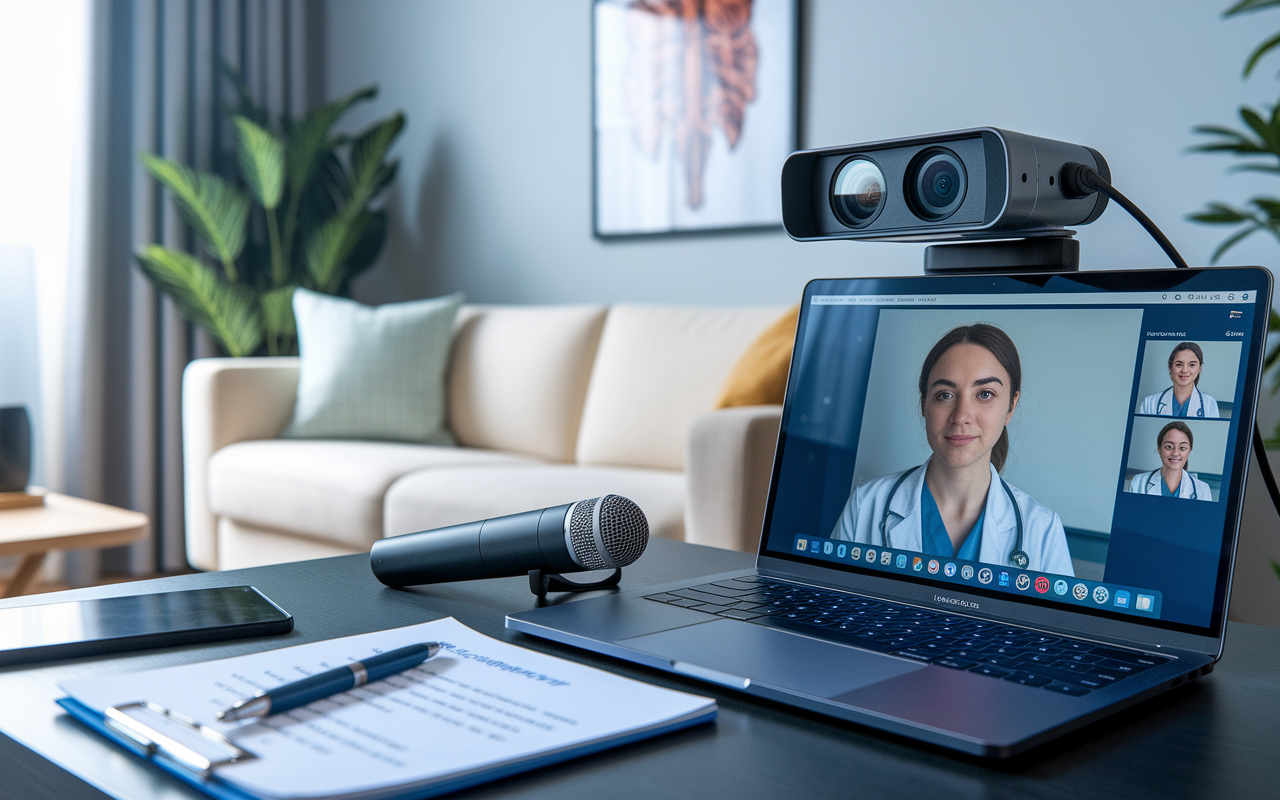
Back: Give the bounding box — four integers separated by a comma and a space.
342, 209, 387, 285
1252, 196, 1280, 218
135, 244, 262, 357
1225, 0, 1280, 15
138, 153, 250, 276
1228, 163, 1280, 174
1210, 223, 1264, 263
261, 285, 297, 339
1188, 202, 1254, 224
234, 116, 286, 210
1244, 29, 1280, 77
304, 212, 372, 294
348, 114, 405, 207
1240, 107, 1280, 154
287, 85, 377, 192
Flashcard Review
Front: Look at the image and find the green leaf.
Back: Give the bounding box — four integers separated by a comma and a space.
1244, 30, 1280, 77
1225, 0, 1280, 15
1209, 223, 1264, 263
138, 153, 250, 279
233, 116, 286, 210
1228, 163, 1280, 174
304, 211, 372, 294
348, 114, 405, 207
1193, 124, 1256, 139
1271, 558, 1280, 582
342, 209, 387, 284
1189, 202, 1254, 224
286, 85, 377, 192
1252, 196, 1280, 218
261, 285, 297, 339
1240, 107, 1280, 154
135, 245, 262, 357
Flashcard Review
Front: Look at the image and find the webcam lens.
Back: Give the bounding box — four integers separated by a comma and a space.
907, 148, 967, 220
832, 158, 886, 228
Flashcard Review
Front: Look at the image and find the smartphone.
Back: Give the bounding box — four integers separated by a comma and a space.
0, 585, 293, 666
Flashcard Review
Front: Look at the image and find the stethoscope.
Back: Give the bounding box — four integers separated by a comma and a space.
1155, 386, 1207, 417
1143, 470, 1198, 500
879, 465, 1029, 569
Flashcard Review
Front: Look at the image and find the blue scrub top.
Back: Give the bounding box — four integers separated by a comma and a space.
920, 480, 984, 560
1172, 394, 1190, 417
1161, 476, 1176, 497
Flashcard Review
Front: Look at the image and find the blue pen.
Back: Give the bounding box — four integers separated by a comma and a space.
216, 642, 441, 722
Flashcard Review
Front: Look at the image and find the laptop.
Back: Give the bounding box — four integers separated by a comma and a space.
507, 266, 1273, 757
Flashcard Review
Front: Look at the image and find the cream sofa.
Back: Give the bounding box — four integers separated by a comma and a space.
183, 303, 787, 572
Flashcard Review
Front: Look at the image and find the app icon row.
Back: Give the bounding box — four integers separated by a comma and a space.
793, 536, 1156, 612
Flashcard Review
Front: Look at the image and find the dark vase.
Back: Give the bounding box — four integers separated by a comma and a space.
0, 406, 32, 493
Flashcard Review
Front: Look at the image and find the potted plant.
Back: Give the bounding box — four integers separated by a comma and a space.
1191, 0, 1280, 579
136, 68, 403, 356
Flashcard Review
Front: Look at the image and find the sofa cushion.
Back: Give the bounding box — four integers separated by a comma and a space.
208, 440, 541, 550
575, 304, 787, 471
448, 305, 606, 462
383, 464, 686, 542
283, 289, 463, 444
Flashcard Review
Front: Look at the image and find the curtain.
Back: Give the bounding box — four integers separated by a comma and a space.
63, 0, 320, 581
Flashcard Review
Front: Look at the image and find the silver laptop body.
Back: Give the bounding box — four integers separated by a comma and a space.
508, 267, 1272, 757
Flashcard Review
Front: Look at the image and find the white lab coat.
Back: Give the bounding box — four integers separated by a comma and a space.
830, 461, 1075, 576
1137, 386, 1220, 418
1127, 470, 1213, 501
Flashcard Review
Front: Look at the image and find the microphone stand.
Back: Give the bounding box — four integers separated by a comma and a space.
529, 568, 623, 599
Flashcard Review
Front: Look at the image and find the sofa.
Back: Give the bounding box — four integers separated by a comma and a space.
183, 303, 788, 572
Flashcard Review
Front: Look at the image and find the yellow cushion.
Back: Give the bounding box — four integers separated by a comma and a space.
714, 305, 799, 408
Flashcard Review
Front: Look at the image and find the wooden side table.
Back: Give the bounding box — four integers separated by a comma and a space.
0, 491, 149, 597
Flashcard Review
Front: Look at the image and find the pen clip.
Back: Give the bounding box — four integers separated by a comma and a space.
105, 702, 258, 778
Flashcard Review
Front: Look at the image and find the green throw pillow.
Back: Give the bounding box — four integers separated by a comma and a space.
283, 289, 464, 444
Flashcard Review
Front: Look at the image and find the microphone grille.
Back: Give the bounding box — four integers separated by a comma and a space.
567, 495, 649, 569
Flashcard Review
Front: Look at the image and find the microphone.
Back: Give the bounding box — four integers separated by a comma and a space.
369, 495, 649, 587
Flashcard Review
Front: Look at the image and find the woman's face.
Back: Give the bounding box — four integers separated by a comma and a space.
1169, 349, 1201, 388
1160, 430, 1192, 472
922, 342, 1018, 472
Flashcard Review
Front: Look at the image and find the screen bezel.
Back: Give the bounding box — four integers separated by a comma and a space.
754, 267, 1272, 650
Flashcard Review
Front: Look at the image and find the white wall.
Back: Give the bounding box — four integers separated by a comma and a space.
322, 0, 1280, 307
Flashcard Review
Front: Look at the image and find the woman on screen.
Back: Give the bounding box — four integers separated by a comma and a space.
1138, 342, 1220, 418
830, 324, 1075, 576
1127, 421, 1213, 501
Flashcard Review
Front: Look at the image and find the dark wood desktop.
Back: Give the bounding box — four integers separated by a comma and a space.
1, 538, 1277, 799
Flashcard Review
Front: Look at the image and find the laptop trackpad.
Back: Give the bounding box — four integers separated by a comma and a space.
619, 619, 925, 698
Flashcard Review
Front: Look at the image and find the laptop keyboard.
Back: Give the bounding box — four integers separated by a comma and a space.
643, 576, 1170, 696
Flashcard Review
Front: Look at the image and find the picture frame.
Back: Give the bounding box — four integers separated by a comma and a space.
592, 0, 800, 238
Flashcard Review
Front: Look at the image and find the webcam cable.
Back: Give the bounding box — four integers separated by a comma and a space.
1061, 161, 1280, 521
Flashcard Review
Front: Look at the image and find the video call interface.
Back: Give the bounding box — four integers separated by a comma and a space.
763, 272, 1269, 632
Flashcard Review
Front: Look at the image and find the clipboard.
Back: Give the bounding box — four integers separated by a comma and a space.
56, 618, 717, 800
57, 698, 259, 800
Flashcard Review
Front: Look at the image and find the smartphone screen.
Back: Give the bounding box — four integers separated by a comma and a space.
0, 585, 293, 666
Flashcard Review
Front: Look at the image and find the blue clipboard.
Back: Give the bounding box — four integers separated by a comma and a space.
58, 696, 716, 800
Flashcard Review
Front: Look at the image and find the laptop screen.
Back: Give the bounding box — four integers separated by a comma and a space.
760, 268, 1271, 636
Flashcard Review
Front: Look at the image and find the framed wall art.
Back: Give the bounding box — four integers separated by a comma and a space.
592, 0, 800, 238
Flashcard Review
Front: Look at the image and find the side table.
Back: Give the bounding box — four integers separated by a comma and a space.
0, 490, 149, 597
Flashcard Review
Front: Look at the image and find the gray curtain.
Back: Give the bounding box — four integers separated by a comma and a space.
64, 0, 321, 580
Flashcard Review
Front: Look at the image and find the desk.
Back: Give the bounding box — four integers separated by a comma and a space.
0, 538, 1277, 799
0, 491, 149, 597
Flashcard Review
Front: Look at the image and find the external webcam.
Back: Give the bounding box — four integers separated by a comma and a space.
781, 127, 1110, 249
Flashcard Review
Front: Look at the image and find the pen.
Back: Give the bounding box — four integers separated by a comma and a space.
217, 642, 441, 722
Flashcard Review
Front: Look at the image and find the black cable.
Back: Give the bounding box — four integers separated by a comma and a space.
1059, 162, 1191, 269
1061, 161, 1280, 520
